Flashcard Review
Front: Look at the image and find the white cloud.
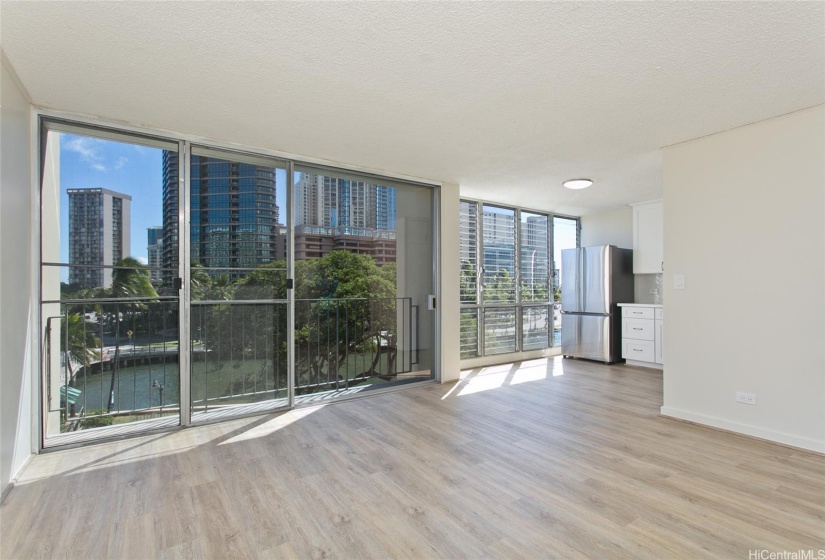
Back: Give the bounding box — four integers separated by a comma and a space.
115, 156, 128, 170
136, 256, 149, 265
62, 136, 108, 171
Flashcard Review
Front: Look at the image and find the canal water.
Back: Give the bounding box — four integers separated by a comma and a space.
72, 363, 181, 413
71, 358, 287, 414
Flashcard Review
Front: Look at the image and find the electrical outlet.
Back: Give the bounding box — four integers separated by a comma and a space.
735, 391, 757, 405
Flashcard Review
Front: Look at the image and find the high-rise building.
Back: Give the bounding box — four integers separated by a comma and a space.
383, 187, 397, 231
147, 226, 163, 282
68, 188, 132, 289
459, 201, 478, 266
294, 173, 394, 230
162, 152, 279, 279
521, 215, 549, 289
482, 209, 515, 244
161, 152, 179, 284
481, 209, 516, 276
293, 173, 397, 262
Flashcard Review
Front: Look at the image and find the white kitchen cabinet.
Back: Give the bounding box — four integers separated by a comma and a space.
623, 318, 654, 341
620, 304, 663, 369
654, 307, 664, 364
623, 339, 655, 363
631, 200, 663, 274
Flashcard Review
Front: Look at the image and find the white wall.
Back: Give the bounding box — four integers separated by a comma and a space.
439, 183, 461, 382
1, 54, 35, 494
41, 129, 61, 435
580, 207, 633, 249
662, 105, 825, 452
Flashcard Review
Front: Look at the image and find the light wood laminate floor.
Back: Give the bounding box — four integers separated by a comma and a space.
2, 357, 823, 559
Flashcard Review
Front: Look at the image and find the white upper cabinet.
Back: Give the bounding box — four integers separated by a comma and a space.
631, 200, 663, 274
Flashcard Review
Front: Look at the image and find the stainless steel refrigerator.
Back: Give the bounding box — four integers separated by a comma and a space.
561, 245, 634, 363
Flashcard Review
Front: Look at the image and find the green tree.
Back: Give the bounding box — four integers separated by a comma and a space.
460, 260, 477, 303
190, 262, 212, 302
484, 269, 515, 303
459, 310, 479, 359
107, 257, 158, 413
294, 251, 396, 390
206, 273, 235, 301
63, 313, 101, 380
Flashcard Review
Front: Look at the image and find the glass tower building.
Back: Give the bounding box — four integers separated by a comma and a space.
162, 152, 279, 279
147, 226, 163, 282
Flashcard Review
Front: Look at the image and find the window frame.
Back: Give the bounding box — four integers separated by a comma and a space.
459, 197, 580, 359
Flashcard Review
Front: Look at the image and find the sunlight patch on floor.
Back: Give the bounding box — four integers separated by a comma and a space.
450, 356, 565, 397
510, 363, 548, 385
457, 370, 509, 396
218, 405, 325, 445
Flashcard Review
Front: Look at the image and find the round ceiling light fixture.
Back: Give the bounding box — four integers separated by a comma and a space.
563, 178, 594, 190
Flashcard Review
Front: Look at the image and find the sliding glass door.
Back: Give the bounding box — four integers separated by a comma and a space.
40, 120, 183, 445
187, 147, 290, 422
292, 166, 435, 401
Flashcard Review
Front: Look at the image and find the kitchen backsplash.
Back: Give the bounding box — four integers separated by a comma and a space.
634, 274, 663, 304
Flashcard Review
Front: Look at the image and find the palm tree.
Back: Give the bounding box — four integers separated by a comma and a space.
107, 257, 158, 413
63, 313, 101, 380
190, 261, 212, 302
208, 273, 234, 301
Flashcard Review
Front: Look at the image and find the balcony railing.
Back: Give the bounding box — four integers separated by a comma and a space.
294, 297, 416, 395
47, 297, 419, 433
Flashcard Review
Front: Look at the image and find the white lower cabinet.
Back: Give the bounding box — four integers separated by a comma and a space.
623, 339, 655, 362
620, 305, 663, 368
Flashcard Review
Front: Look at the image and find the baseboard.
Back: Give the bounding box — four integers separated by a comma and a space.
660, 406, 825, 454
0, 454, 33, 505
626, 359, 663, 370
1, 481, 15, 504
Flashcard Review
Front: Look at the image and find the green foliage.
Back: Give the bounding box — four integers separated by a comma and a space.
296, 251, 394, 301
206, 273, 235, 301
111, 257, 158, 301
77, 409, 113, 429
460, 261, 477, 303
483, 268, 516, 303
107, 258, 158, 412
520, 279, 550, 303
63, 313, 101, 367
459, 311, 479, 359
190, 262, 212, 301
196, 251, 399, 396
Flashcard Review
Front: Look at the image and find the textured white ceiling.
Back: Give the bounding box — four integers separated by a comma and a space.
2, 1, 823, 215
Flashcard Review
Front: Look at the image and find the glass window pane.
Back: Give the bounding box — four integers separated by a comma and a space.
460, 309, 479, 359
483, 307, 517, 355
522, 305, 550, 351
40, 126, 180, 441
190, 303, 288, 419
552, 216, 579, 303
293, 168, 433, 398
186, 149, 289, 423
188, 153, 285, 275
520, 212, 549, 303
553, 216, 579, 346
459, 201, 478, 304
482, 205, 516, 303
